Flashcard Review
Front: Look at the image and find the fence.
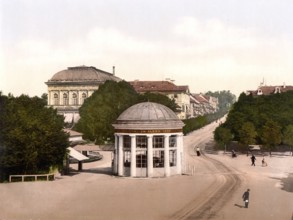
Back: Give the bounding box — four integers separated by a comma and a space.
9, 174, 55, 182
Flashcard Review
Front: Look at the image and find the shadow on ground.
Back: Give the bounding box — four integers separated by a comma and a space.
68, 167, 113, 176
234, 204, 245, 208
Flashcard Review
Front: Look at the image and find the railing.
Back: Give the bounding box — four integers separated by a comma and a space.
9, 174, 55, 182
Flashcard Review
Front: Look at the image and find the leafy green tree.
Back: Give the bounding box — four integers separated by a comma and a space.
219, 91, 293, 151
238, 122, 257, 147
75, 81, 180, 144
0, 94, 69, 181
214, 126, 233, 151
75, 81, 139, 143
41, 93, 48, 105
183, 116, 207, 135
283, 124, 293, 156
205, 90, 236, 113
260, 120, 282, 156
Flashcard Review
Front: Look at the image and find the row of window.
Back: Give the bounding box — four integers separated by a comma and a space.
123, 135, 177, 149
53, 92, 87, 106
124, 150, 177, 168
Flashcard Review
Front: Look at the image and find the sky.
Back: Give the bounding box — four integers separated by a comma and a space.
1, 0, 293, 97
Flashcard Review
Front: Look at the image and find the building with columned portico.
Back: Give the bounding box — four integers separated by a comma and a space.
45, 65, 121, 122
112, 102, 185, 178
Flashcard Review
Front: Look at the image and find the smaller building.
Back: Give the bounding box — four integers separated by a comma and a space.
129, 80, 190, 119
246, 83, 293, 96
112, 102, 185, 178
64, 128, 84, 144
190, 93, 219, 117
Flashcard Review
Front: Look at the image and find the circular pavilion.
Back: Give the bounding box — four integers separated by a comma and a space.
112, 102, 185, 178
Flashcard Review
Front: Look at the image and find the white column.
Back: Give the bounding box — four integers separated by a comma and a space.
176, 134, 183, 174
113, 135, 118, 174
147, 135, 153, 177
164, 135, 170, 177
118, 135, 124, 176
57, 91, 60, 106
130, 135, 136, 177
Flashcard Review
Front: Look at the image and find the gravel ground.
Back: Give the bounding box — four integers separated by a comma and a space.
1, 120, 292, 220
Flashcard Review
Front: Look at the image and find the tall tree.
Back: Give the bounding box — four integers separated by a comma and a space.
260, 120, 282, 156
238, 122, 257, 147
75, 81, 139, 143
283, 124, 293, 156
0, 94, 69, 181
214, 126, 233, 151
75, 81, 179, 144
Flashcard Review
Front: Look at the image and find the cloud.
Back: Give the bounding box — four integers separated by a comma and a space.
2, 16, 293, 97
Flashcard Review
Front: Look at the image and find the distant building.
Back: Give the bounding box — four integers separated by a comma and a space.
246, 83, 293, 96
190, 93, 219, 117
45, 66, 121, 122
129, 80, 191, 119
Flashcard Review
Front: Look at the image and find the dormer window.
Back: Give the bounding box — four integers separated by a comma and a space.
275, 87, 281, 93
257, 89, 263, 95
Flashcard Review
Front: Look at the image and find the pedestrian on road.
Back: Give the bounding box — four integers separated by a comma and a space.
262, 157, 268, 167
242, 189, 250, 208
196, 147, 201, 156
251, 155, 256, 166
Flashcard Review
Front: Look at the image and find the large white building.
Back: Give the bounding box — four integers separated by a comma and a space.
45, 66, 121, 122
112, 102, 185, 178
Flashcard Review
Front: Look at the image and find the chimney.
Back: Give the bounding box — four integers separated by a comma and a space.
283, 82, 286, 88
113, 66, 115, 75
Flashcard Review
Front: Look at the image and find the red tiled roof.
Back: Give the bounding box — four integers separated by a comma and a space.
129, 81, 189, 93
248, 85, 293, 96
191, 94, 209, 103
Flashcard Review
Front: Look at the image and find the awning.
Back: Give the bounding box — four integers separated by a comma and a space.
67, 147, 89, 161
73, 144, 101, 152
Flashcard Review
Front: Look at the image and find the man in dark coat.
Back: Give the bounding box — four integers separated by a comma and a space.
251, 155, 256, 166
242, 189, 250, 208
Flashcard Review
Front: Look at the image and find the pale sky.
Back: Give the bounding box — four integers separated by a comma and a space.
1, 0, 293, 97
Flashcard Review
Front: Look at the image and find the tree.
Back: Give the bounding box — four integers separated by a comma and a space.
283, 124, 293, 156
75, 81, 139, 143
238, 122, 257, 147
214, 126, 233, 152
205, 90, 236, 113
260, 120, 282, 156
0, 94, 69, 181
41, 93, 48, 104
75, 81, 180, 144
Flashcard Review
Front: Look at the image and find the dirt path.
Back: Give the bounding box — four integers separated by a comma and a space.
171, 153, 242, 220
172, 119, 242, 220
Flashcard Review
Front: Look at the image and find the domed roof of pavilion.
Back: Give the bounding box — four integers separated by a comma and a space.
113, 102, 184, 131
46, 66, 121, 83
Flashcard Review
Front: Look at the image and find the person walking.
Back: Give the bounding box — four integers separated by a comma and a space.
251, 154, 256, 166
262, 157, 268, 166
196, 147, 201, 156
242, 189, 250, 208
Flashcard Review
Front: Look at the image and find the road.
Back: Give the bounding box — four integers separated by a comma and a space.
172, 119, 242, 220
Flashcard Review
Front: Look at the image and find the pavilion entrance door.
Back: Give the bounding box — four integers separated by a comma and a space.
136, 150, 147, 177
